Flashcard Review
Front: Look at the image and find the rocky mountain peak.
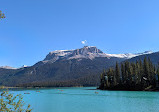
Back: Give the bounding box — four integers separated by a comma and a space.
43, 46, 154, 64
43, 46, 106, 63
72, 46, 103, 55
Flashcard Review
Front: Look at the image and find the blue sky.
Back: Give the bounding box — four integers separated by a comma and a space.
1, 0, 159, 67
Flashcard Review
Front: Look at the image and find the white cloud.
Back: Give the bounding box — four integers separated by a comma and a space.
81, 40, 87, 45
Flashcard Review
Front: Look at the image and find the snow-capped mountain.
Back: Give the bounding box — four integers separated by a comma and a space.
106, 51, 153, 59
0, 46, 156, 87
43, 46, 108, 63
0, 46, 154, 70
43, 46, 153, 63
0, 66, 17, 69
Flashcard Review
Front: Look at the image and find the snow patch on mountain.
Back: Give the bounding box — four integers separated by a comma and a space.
0, 66, 17, 69
106, 51, 153, 59
43, 46, 153, 64
43, 46, 107, 62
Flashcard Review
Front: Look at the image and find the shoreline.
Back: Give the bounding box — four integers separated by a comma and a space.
1, 86, 159, 92
97, 87, 159, 92
0, 85, 94, 89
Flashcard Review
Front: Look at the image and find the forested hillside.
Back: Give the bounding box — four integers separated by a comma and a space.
0, 46, 157, 87
0, 47, 125, 87
99, 57, 159, 91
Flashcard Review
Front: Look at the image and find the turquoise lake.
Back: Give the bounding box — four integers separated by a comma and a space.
4, 87, 159, 112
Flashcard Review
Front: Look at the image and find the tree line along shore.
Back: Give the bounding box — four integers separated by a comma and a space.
99, 57, 159, 91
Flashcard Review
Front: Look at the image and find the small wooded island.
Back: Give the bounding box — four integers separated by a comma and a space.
99, 57, 159, 91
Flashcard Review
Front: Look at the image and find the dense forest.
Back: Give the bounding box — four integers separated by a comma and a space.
16, 74, 100, 87
0, 57, 123, 87
99, 57, 159, 91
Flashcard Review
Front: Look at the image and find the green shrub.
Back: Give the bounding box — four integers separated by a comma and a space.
0, 91, 32, 112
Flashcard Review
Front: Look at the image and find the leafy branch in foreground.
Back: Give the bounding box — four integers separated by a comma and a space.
0, 10, 5, 19
0, 91, 32, 112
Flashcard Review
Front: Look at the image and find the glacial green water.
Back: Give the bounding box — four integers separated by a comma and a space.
4, 87, 159, 112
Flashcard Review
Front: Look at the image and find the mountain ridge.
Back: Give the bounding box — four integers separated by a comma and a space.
42, 46, 153, 65
0, 46, 157, 87
0, 46, 153, 69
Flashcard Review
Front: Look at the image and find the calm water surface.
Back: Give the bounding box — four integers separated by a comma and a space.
5, 87, 159, 112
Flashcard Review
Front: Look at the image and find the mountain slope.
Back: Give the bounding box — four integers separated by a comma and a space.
0, 46, 155, 87
106, 51, 153, 59
0, 46, 125, 86
127, 51, 159, 65
1, 57, 125, 86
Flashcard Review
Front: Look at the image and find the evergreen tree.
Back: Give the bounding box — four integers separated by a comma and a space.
121, 63, 125, 83
99, 57, 159, 91
135, 60, 140, 84
143, 57, 149, 78
115, 62, 120, 84
148, 57, 154, 83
